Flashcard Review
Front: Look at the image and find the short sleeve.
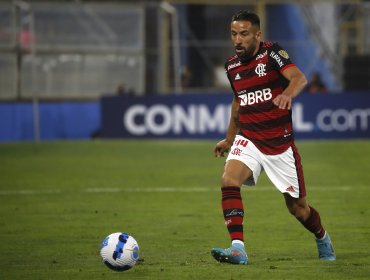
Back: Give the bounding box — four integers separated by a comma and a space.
269, 43, 295, 72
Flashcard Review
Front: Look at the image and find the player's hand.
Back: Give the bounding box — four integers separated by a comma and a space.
273, 94, 292, 110
214, 139, 232, 158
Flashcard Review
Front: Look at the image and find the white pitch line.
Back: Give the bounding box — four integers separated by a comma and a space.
0, 186, 355, 196
85, 187, 212, 193
0, 189, 62, 195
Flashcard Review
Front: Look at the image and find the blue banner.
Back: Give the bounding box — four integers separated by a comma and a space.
292, 94, 370, 139
101, 93, 370, 139
1, 93, 369, 142
0, 101, 100, 142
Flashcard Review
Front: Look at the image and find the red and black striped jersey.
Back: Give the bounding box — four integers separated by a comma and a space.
225, 41, 296, 155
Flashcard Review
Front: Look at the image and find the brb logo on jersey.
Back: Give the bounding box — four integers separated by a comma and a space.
238, 88, 272, 106
255, 63, 266, 77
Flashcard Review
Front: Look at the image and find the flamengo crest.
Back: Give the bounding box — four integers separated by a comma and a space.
255, 63, 266, 77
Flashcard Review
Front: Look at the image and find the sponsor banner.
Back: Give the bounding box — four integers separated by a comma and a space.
101, 93, 370, 139
101, 94, 233, 139
293, 94, 370, 139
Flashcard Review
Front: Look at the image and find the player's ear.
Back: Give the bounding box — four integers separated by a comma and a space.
255, 30, 262, 40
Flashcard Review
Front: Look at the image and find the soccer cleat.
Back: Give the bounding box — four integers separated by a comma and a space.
211, 243, 248, 265
316, 232, 336, 261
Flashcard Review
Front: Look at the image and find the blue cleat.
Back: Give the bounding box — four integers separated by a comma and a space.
211, 243, 248, 265
316, 232, 336, 261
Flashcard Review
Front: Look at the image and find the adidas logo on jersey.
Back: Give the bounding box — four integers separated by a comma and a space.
235, 73, 241, 80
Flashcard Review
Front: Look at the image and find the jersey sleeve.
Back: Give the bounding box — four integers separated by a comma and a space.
269, 43, 295, 72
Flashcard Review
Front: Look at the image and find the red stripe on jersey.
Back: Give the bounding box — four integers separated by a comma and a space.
252, 141, 291, 155
233, 70, 280, 91
240, 113, 291, 132
239, 100, 276, 114
280, 63, 296, 73
241, 123, 292, 140
239, 106, 286, 123
291, 143, 306, 197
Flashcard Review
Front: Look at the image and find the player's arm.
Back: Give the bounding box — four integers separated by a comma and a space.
273, 66, 307, 110
214, 96, 239, 157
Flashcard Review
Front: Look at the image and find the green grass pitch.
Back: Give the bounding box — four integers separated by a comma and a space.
0, 139, 369, 279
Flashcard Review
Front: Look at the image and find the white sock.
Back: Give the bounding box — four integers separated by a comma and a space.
318, 232, 327, 241
232, 240, 245, 248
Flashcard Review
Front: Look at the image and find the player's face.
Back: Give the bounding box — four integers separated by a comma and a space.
231, 20, 261, 59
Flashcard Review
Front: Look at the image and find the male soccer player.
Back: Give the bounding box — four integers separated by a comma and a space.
211, 10, 335, 264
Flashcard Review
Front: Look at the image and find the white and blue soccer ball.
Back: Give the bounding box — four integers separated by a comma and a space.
100, 232, 140, 271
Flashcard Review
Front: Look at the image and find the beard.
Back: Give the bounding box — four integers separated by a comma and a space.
235, 40, 258, 61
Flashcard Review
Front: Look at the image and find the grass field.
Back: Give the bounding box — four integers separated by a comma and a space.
0, 139, 369, 279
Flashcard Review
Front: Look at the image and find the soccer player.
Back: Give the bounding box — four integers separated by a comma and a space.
211, 10, 335, 264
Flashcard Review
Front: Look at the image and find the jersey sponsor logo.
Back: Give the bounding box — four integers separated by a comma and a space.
227, 61, 241, 71
278, 50, 289, 59
235, 73, 241, 80
238, 88, 272, 106
255, 50, 268, 60
255, 63, 267, 77
270, 50, 284, 67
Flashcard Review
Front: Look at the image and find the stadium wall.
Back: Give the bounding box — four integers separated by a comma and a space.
0, 101, 100, 142
0, 93, 369, 142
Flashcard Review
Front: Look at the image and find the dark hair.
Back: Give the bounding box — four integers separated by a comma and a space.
231, 10, 260, 28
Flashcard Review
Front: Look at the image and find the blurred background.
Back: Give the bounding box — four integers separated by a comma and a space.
0, 0, 369, 141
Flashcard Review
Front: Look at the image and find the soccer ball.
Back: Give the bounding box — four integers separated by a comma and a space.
100, 232, 140, 271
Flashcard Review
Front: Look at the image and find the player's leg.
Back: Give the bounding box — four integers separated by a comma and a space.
283, 194, 321, 236
221, 159, 253, 244
211, 159, 252, 265
284, 194, 336, 260
262, 145, 335, 260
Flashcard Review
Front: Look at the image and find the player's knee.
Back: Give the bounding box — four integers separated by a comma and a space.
285, 195, 310, 221
287, 205, 309, 221
221, 173, 240, 187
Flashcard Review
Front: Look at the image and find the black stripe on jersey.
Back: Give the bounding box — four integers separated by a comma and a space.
239, 114, 291, 131
233, 68, 255, 79
239, 101, 276, 114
